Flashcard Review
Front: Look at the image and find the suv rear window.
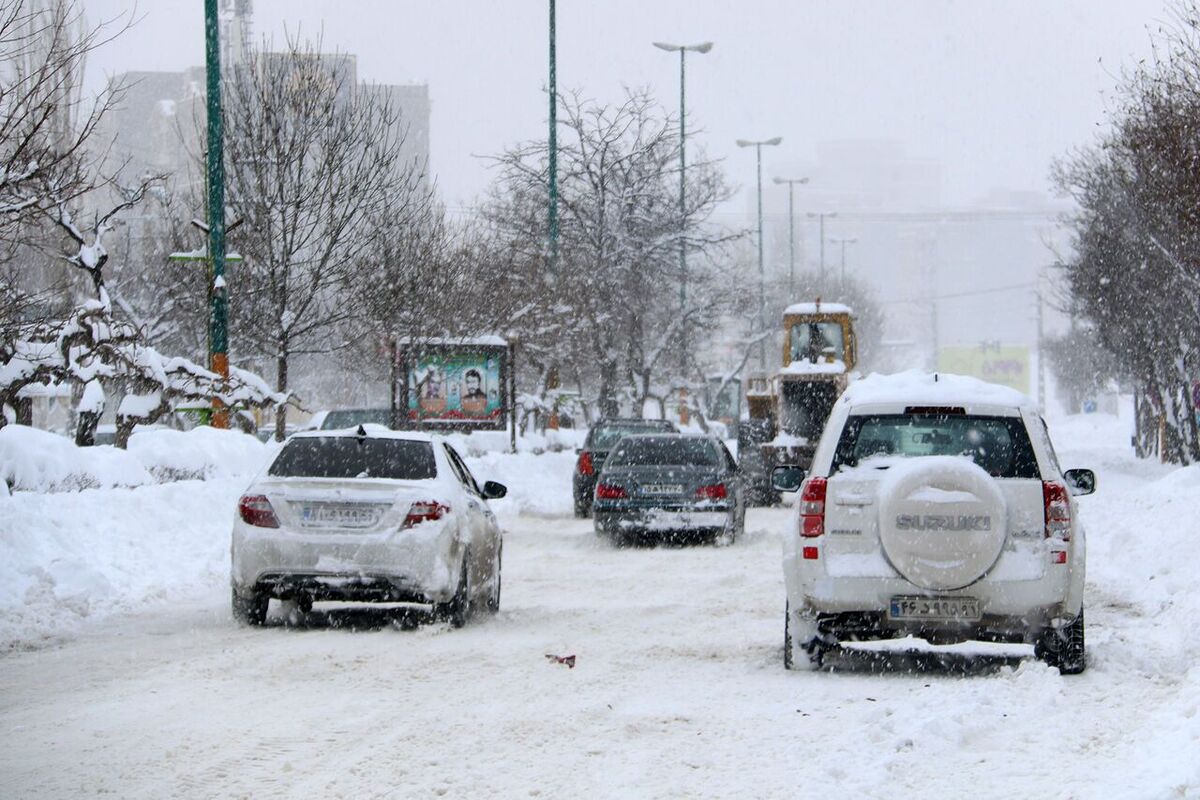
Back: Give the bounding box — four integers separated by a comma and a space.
832, 414, 1040, 479
588, 421, 674, 450
269, 437, 437, 480
608, 437, 718, 467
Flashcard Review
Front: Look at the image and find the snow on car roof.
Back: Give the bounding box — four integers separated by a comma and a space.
784, 301, 853, 315
839, 370, 1033, 410
290, 425, 438, 443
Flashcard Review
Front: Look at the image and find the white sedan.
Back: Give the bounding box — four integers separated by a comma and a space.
230, 427, 505, 627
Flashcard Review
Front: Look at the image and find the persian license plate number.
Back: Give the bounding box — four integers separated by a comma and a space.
888, 596, 980, 621
300, 504, 381, 528
641, 484, 683, 495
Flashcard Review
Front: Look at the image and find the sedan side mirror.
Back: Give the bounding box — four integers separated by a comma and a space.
481, 480, 508, 500
1063, 468, 1095, 496
772, 465, 806, 493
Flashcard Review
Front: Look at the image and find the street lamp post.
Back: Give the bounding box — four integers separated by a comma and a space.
806, 211, 838, 285
203, 0, 228, 428
772, 176, 809, 299
736, 136, 782, 369
828, 236, 858, 283
653, 40, 712, 376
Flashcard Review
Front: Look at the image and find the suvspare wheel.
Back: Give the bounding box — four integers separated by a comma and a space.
877, 456, 1007, 591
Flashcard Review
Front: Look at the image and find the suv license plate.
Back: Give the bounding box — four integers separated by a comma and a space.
888, 596, 981, 621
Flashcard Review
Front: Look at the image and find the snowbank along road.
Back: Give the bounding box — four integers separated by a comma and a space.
1, 414, 1198, 798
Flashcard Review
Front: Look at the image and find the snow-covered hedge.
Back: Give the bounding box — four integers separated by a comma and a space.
0, 425, 269, 492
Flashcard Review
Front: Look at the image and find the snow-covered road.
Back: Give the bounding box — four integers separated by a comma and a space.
1, 416, 1198, 798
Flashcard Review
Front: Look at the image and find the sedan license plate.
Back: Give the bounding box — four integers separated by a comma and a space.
300, 503, 383, 529
888, 596, 980, 621
641, 484, 683, 496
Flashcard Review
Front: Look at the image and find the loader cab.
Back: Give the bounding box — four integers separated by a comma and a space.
782, 303, 856, 370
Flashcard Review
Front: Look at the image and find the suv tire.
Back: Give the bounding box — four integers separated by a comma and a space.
231, 587, 268, 626
784, 603, 829, 671
1035, 608, 1086, 674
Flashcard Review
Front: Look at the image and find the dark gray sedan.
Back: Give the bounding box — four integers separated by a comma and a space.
591, 434, 745, 545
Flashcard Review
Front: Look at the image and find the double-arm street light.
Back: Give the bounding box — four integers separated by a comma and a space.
828, 236, 858, 283
772, 176, 809, 299
653, 40, 713, 374
736, 136, 782, 368
806, 211, 838, 285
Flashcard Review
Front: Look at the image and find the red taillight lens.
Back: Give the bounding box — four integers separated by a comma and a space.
1043, 481, 1071, 540
696, 483, 727, 500
238, 494, 280, 528
595, 483, 627, 500
403, 501, 449, 528
799, 477, 827, 538
577, 451, 595, 476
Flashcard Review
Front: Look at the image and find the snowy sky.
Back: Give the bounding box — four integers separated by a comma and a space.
82, 0, 1169, 211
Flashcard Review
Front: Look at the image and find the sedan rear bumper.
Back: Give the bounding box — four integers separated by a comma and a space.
593, 505, 731, 535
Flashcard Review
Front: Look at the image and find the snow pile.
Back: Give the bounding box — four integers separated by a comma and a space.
841, 369, 1033, 409
0, 424, 270, 492
465, 449, 576, 518
0, 424, 153, 492
126, 426, 270, 481
0, 478, 243, 647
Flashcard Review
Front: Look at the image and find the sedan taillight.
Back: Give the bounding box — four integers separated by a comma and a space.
403, 501, 449, 528
595, 483, 628, 500
695, 483, 727, 500
238, 494, 280, 528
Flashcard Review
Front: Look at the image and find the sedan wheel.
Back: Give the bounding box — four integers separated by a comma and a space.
231, 587, 268, 626
487, 545, 502, 614
435, 554, 472, 628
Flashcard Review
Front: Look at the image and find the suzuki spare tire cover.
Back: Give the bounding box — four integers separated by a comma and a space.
877, 456, 1007, 591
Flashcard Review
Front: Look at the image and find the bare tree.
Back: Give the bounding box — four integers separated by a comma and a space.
221, 37, 423, 438
485, 88, 736, 417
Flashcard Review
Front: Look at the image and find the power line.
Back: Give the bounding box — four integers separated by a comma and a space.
881, 281, 1036, 305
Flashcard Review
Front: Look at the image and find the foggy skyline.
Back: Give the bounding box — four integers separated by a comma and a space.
81, 1, 1170, 215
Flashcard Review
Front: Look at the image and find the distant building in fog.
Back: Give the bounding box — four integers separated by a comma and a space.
762, 139, 1071, 390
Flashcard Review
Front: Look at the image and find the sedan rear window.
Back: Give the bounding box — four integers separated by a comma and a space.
269, 437, 437, 480
588, 421, 675, 450
832, 414, 1040, 479
608, 437, 719, 467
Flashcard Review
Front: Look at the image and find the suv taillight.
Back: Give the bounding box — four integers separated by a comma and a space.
403, 501, 449, 528
1043, 481, 1071, 540
577, 451, 595, 476
238, 494, 280, 528
595, 483, 627, 500
696, 483, 727, 500
799, 477, 827, 537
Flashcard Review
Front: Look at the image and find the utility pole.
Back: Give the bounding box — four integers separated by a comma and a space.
653, 41, 712, 387
1036, 286, 1046, 413
773, 176, 809, 299
204, 0, 228, 428
548, 0, 558, 278
807, 211, 838, 286
828, 236, 857, 283
736, 137, 782, 369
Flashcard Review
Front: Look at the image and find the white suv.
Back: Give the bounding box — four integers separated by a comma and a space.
774, 372, 1093, 674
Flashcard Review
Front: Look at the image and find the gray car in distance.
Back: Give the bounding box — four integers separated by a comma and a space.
591, 433, 745, 545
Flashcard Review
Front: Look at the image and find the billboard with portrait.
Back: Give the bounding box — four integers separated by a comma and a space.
938, 344, 1030, 394
398, 341, 509, 430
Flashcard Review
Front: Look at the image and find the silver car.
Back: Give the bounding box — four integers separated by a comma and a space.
230, 427, 505, 627
591, 433, 745, 545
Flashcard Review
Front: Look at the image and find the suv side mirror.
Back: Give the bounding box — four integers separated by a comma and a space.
1063, 468, 1095, 496
482, 480, 508, 500
772, 465, 806, 493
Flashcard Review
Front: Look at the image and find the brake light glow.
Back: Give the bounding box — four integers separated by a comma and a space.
595, 483, 628, 500
802, 546, 820, 560
1043, 481, 1071, 540
577, 451, 595, 476
799, 477, 827, 538
695, 483, 727, 500
403, 501, 449, 528
238, 494, 280, 528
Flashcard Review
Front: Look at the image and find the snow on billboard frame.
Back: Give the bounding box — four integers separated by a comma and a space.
392, 337, 512, 432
